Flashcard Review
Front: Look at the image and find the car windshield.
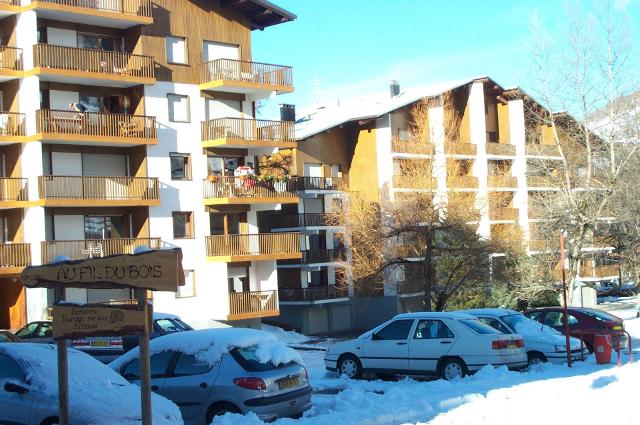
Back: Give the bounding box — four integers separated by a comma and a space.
155, 318, 190, 333
458, 319, 504, 334
582, 309, 619, 322
230, 346, 292, 372
502, 314, 530, 329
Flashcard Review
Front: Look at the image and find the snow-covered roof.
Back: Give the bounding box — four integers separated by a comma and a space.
456, 308, 520, 317
295, 76, 485, 140
395, 311, 478, 320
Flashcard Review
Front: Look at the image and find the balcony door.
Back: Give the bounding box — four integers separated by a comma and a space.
84, 216, 126, 241
228, 266, 250, 293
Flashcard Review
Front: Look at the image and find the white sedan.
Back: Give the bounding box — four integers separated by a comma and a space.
460, 308, 587, 365
324, 312, 528, 380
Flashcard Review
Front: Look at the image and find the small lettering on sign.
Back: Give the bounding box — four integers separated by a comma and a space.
53, 305, 146, 339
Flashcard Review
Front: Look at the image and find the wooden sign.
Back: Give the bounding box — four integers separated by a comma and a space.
20, 248, 185, 292
52, 304, 146, 340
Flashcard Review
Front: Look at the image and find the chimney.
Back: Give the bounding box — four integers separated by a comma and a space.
280, 104, 296, 122
390, 80, 400, 97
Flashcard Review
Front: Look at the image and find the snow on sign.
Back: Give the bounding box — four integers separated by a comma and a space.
52, 304, 146, 340
20, 248, 185, 292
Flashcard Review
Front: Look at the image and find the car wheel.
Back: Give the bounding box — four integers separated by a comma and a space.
439, 358, 467, 381
206, 403, 241, 424
527, 352, 547, 366
337, 354, 363, 379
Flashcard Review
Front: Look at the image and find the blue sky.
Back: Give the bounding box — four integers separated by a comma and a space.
252, 0, 640, 119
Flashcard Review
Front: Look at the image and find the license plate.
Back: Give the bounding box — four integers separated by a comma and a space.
90, 340, 109, 347
278, 377, 299, 390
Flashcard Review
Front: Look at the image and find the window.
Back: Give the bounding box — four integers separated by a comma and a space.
172, 212, 194, 239
543, 312, 579, 327
207, 156, 243, 177
36, 323, 53, 338
15, 323, 38, 338
373, 319, 414, 341
477, 317, 512, 334
0, 353, 26, 382
173, 353, 211, 376
123, 351, 174, 380
168, 94, 190, 122
459, 319, 503, 335
176, 270, 195, 298
78, 33, 122, 52
166, 36, 187, 64
170, 153, 191, 180
414, 320, 455, 339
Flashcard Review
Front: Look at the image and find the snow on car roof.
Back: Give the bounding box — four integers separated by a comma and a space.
395, 311, 478, 320
152, 312, 181, 321
0, 343, 181, 424
109, 328, 302, 371
456, 308, 520, 317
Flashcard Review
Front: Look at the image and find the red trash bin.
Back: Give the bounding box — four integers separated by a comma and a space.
594, 334, 612, 364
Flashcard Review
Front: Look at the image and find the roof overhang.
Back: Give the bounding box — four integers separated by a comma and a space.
220, 0, 296, 30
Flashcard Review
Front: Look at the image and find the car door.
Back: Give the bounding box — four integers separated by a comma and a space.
408, 319, 456, 373
158, 353, 218, 421
362, 319, 414, 371
0, 353, 32, 425
121, 351, 174, 393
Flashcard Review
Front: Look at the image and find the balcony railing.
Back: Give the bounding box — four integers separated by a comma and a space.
228, 290, 279, 320
489, 207, 518, 221
528, 240, 546, 251
527, 176, 558, 188
0, 178, 28, 203
295, 176, 345, 191
580, 264, 619, 279
279, 248, 346, 266
41, 237, 161, 264
445, 142, 476, 156
36, 0, 153, 19
203, 176, 298, 203
0, 243, 31, 270
270, 213, 341, 229
205, 233, 300, 260
447, 176, 479, 189
33, 44, 155, 81
280, 286, 349, 303
201, 118, 294, 145
391, 140, 434, 155
38, 176, 159, 202
488, 175, 517, 189
393, 175, 437, 189
199, 58, 293, 90
526, 144, 561, 157
486, 142, 516, 156
36, 109, 156, 141
0, 46, 23, 71
0, 0, 19, 6
0, 112, 26, 137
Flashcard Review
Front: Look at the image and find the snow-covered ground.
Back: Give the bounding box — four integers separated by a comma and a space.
216, 298, 639, 425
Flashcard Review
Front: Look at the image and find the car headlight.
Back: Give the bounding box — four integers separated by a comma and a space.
555, 345, 566, 353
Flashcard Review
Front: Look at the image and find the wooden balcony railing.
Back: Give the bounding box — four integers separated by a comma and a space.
228, 290, 279, 320
279, 248, 346, 266
270, 213, 341, 229
295, 176, 345, 191
488, 175, 517, 189
0, 0, 19, 6
203, 176, 298, 203
202, 118, 294, 144
445, 142, 476, 156
490, 207, 518, 221
36, 109, 156, 141
280, 286, 348, 303
393, 175, 437, 189
0, 178, 28, 202
206, 233, 300, 260
37, 0, 153, 18
526, 144, 561, 157
199, 58, 293, 89
33, 44, 154, 80
447, 176, 479, 189
527, 176, 558, 188
38, 176, 159, 202
528, 239, 546, 251
391, 140, 434, 155
0, 243, 31, 269
0, 112, 26, 137
41, 237, 161, 264
486, 142, 516, 156
0, 46, 23, 71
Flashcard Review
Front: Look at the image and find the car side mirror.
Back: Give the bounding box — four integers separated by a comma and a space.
371, 333, 381, 341
4, 381, 28, 395
123, 373, 139, 381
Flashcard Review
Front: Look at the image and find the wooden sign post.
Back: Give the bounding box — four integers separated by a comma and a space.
20, 248, 184, 425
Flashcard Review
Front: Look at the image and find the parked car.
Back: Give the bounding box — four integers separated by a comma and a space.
324, 312, 528, 381
0, 331, 20, 343
524, 307, 627, 353
13, 321, 54, 343
0, 343, 182, 424
459, 308, 587, 365
110, 328, 312, 424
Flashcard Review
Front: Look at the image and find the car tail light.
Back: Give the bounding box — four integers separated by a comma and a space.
233, 377, 266, 390
611, 324, 623, 331
492, 339, 524, 349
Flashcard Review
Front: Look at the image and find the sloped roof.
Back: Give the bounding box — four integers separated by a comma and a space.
295, 76, 485, 140
223, 0, 296, 30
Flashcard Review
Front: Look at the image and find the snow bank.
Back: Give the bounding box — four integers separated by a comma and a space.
0, 343, 182, 425
110, 328, 302, 371
261, 324, 310, 344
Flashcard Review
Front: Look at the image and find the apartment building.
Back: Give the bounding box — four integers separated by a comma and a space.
270, 77, 609, 334
0, 0, 297, 330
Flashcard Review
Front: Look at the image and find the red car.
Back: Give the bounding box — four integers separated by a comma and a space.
523, 307, 627, 353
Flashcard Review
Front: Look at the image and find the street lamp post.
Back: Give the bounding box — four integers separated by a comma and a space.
560, 231, 572, 367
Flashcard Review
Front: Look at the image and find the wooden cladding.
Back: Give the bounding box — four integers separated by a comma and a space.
391, 140, 435, 155
205, 232, 300, 261
489, 207, 518, 221
0, 243, 31, 270
203, 176, 298, 204
0, 178, 28, 202
527, 176, 557, 188
446, 176, 479, 189
33, 44, 155, 82
444, 142, 477, 156
392, 175, 437, 189
486, 142, 516, 156
202, 118, 295, 145
488, 175, 518, 189
38, 175, 159, 203
0, 112, 26, 137
526, 144, 561, 157
0, 46, 23, 71
279, 286, 348, 302
41, 237, 161, 264
227, 290, 279, 320
199, 58, 293, 91
36, 0, 153, 18
36, 109, 156, 142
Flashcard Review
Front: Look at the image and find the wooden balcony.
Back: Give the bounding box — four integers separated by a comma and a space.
447, 175, 479, 189
41, 237, 161, 264
201, 118, 296, 149
0, 46, 23, 80
393, 175, 437, 190
489, 207, 518, 221
278, 248, 346, 267
203, 176, 298, 205
270, 213, 341, 230
38, 175, 159, 206
36, 109, 156, 145
0, 112, 27, 142
0, 178, 28, 208
488, 175, 518, 189
526, 144, 561, 157
528, 239, 546, 251
205, 232, 301, 262
527, 176, 558, 189
280, 286, 349, 303
29, 0, 153, 28
227, 290, 279, 320
580, 264, 619, 279
445, 142, 476, 156
0, 243, 31, 276
33, 44, 155, 86
295, 176, 345, 192
199, 58, 293, 94
0, 0, 20, 15
391, 140, 434, 155
486, 142, 516, 156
